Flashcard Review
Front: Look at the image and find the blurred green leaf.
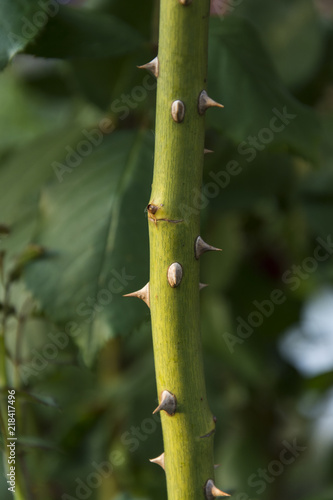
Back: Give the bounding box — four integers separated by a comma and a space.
0, 126, 86, 267
90, 0, 156, 40
0, 69, 73, 151
0, 0, 44, 70
24, 130, 154, 363
26, 6, 144, 60
299, 115, 333, 238
208, 16, 320, 163
302, 488, 333, 500
203, 150, 297, 212
233, 0, 325, 87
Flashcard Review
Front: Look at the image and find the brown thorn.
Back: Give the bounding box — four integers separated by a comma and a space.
123, 282, 150, 308
205, 479, 230, 499
149, 452, 165, 470
153, 390, 177, 416
199, 283, 209, 291
198, 90, 224, 115
195, 236, 222, 259
204, 149, 214, 154
137, 56, 159, 78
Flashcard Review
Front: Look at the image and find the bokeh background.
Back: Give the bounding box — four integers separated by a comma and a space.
0, 0, 333, 499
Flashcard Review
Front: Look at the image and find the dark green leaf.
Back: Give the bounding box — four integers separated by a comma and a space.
24, 130, 154, 363
26, 6, 144, 59
230, 0, 325, 87
0, 126, 86, 268
299, 115, 333, 237
0, 70, 74, 151
0, 0, 44, 70
208, 16, 320, 163
89, 0, 155, 40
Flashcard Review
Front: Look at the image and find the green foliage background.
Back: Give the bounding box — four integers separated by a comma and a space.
0, 0, 333, 499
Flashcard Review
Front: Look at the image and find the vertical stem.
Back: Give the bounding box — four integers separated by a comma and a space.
148, 1, 216, 498
0, 287, 28, 500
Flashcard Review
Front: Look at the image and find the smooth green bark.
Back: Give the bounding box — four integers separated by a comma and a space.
148, 1, 215, 498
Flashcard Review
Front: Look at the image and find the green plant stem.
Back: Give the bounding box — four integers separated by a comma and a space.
0, 288, 27, 500
148, 1, 215, 498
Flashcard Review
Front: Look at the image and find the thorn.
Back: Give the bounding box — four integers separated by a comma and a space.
137, 56, 159, 78
204, 149, 214, 154
195, 236, 222, 260
149, 452, 165, 470
179, 0, 192, 4
214, 464, 221, 469
167, 262, 183, 288
198, 90, 224, 115
171, 100, 185, 123
153, 390, 177, 416
205, 479, 230, 499
199, 283, 208, 291
123, 282, 150, 308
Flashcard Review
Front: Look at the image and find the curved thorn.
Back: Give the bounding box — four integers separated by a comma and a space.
205, 479, 230, 499
199, 283, 209, 291
204, 149, 214, 154
123, 282, 150, 308
137, 56, 159, 78
195, 236, 222, 259
149, 452, 165, 470
198, 90, 224, 115
153, 390, 177, 416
